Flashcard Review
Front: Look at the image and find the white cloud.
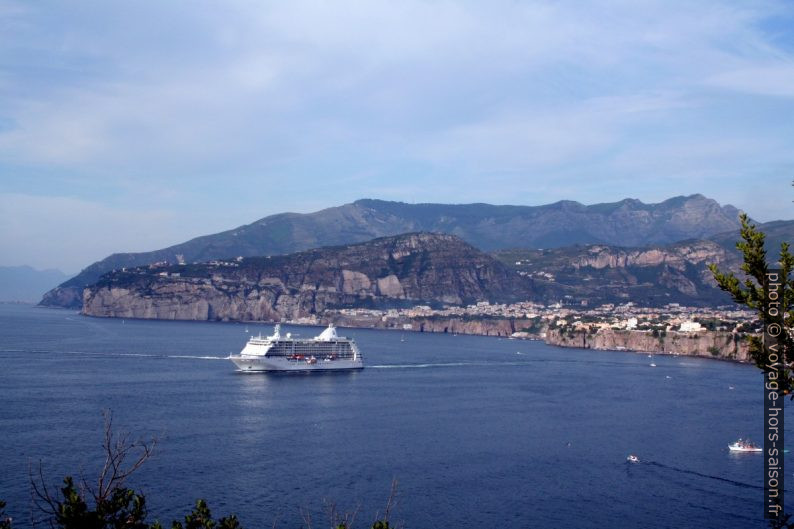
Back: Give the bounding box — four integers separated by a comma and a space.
0, 0, 793, 268
1, 0, 788, 172
416, 93, 688, 171
707, 64, 794, 97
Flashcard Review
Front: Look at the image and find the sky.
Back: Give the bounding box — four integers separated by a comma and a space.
1, 0, 794, 273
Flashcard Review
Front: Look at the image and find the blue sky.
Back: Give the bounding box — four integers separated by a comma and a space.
1, 0, 794, 272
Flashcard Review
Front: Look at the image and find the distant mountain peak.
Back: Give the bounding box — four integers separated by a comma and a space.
661, 193, 714, 206
42, 194, 749, 308
0, 266, 69, 303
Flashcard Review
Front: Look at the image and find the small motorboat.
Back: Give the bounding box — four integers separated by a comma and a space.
728, 439, 762, 452
649, 363, 657, 367
627, 454, 640, 463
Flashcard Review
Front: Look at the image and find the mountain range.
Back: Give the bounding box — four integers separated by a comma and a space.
0, 266, 69, 303
43, 194, 749, 308
494, 239, 739, 307
82, 233, 534, 320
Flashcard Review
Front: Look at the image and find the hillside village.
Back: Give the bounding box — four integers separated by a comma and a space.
299, 300, 757, 338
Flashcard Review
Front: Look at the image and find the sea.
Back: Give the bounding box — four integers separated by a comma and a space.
0, 303, 789, 528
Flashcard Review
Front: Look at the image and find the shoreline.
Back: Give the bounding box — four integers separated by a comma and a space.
544, 339, 751, 365
67, 306, 754, 365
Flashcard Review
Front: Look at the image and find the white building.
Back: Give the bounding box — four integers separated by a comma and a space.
679, 321, 702, 332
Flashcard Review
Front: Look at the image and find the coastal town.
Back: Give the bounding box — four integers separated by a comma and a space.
289, 300, 758, 361
294, 300, 757, 336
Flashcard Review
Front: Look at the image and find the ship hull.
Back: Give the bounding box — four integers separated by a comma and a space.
229, 355, 364, 372
728, 445, 762, 452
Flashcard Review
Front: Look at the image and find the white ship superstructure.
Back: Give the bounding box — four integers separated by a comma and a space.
727, 439, 762, 452
229, 324, 364, 372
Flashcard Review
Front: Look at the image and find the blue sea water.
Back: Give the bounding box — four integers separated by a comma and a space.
0, 304, 789, 528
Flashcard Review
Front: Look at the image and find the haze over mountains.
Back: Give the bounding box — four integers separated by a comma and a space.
40, 193, 792, 310
83, 231, 747, 321
42, 194, 747, 308
0, 266, 69, 303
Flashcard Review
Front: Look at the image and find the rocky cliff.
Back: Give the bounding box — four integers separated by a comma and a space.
545, 328, 750, 362
331, 313, 533, 337
494, 239, 739, 306
329, 311, 751, 360
45, 194, 743, 308
83, 233, 536, 321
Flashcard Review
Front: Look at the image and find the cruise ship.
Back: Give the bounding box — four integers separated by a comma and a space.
229, 324, 364, 372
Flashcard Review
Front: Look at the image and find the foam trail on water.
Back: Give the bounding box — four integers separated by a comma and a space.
0, 348, 227, 360
643, 461, 764, 490
370, 362, 471, 369
370, 361, 527, 369
168, 355, 228, 360
1, 348, 160, 357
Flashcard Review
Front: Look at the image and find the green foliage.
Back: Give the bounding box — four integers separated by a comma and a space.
0, 500, 12, 529
695, 318, 720, 331
29, 483, 244, 529
11, 485, 399, 529
28, 464, 397, 529
708, 213, 794, 395
334, 522, 395, 529
158, 500, 240, 529
519, 317, 544, 334
770, 511, 794, 529
33, 475, 149, 529
30, 474, 245, 529
27, 473, 395, 529
707, 346, 720, 357
21, 412, 399, 529
0, 497, 403, 529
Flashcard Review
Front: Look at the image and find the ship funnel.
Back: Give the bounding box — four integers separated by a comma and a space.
315, 324, 338, 341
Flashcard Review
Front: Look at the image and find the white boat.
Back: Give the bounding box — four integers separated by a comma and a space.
627, 454, 640, 463
728, 439, 762, 453
229, 324, 364, 372
649, 363, 657, 367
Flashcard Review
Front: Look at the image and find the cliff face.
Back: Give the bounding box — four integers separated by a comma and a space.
44, 194, 743, 308
330, 313, 533, 337
40, 284, 84, 309
545, 328, 750, 362
494, 239, 739, 306
567, 240, 729, 270
83, 233, 534, 321
410, 317, 529, 336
